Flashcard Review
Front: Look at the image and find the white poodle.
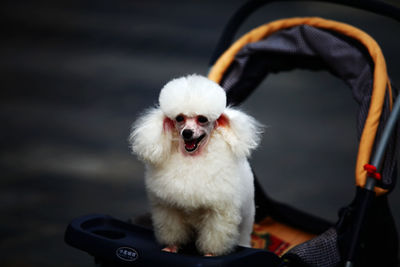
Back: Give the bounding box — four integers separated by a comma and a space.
129, 74, 263, 256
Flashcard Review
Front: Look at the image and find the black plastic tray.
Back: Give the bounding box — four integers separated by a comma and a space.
65, 214, 282, 266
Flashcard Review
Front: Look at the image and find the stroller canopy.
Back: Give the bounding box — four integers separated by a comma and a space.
208, 17, 398, 195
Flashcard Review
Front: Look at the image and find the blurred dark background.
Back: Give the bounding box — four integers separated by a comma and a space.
1, 0, 399, 266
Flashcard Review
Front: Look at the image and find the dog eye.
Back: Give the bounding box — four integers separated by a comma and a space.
197, 116, 208, 124
175, 115, 184, 122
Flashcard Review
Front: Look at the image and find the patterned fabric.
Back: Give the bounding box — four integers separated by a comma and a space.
251, 231, 290, 256
251, 216, 318, 257
283, 227, 341, 267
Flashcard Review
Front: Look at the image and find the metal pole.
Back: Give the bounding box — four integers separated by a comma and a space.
345, 94, 400, 267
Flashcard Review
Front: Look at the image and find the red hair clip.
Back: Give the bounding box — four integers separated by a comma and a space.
364, 164, 382, 180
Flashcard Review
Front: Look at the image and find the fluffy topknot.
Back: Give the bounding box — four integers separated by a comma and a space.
159, 75, 227, 121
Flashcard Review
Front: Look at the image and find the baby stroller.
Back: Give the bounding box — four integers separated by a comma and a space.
65, 0, 400, 266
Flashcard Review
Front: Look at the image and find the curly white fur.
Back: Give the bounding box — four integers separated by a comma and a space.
159, 75, 226, 121
129, 75, 263, 256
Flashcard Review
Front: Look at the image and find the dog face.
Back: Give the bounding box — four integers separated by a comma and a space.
131, 75, 262, 165
172, 114, 215, 156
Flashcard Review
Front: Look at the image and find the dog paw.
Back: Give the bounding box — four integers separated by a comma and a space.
162, 245, 179, 253
204, 253, 215, 257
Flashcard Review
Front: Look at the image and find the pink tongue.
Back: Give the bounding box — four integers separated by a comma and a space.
185, 140, 196, 150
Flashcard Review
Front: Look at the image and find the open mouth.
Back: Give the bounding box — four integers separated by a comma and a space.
184, 134, 206, 152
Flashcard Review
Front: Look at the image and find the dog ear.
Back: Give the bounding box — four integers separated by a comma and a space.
216, 107, 263, 158
129, 108, 173, 165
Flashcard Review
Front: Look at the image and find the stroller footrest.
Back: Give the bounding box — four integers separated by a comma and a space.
65, 214, 282, 266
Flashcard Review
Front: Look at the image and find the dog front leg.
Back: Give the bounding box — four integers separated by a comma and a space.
196, 207, 241, 256
151, 204, 191, 252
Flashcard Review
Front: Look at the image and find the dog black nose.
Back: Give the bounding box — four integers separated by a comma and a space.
182, 129, 193, 140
